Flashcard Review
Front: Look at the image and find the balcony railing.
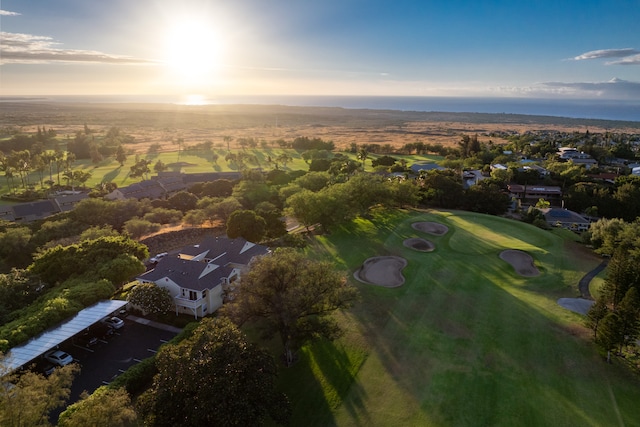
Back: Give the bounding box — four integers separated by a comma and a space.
174, 296, 205, 309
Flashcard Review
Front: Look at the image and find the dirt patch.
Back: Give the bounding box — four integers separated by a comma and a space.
499, 250, 540, 277
354, 256, 408, 288
411, 222, 449, 236
557, 298, 595, 315
403, 237, 435, 252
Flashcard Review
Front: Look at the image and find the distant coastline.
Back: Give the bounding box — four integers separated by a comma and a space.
1, 95, 639, 123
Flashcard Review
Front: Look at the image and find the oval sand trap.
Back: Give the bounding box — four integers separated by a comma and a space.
354, 256, 407, 288
411, 221, 449, 236
499, 250, 540, 277
403, 237, 435, 252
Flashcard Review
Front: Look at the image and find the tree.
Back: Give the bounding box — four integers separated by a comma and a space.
115, 145, 127, 167
127, 283, 173, 316
616, 287, 640, 351
597, 312, 625, 363
29, 235, 148, 285
123, 218, 161, 239
129, 158, 151, 179
226, 210, 266, 243
0, 362, 79, 427
153, 159, 167, 173
222, 135, 233, 152
167, 191, 199, 213
204, 196, 243, 223
356, 147, 369, 171
463, 180, 510, 215
57, 386, 136, 427
226, 248, 358, 366
139, 317, 289, 426
600, 249, 640, 309
585, 297, 609, 339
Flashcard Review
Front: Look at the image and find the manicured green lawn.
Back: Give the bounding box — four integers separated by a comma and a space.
278, 209, 640, 426
0, 148, 443, 202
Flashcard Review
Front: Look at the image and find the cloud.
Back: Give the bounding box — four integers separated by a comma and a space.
0, 31, 157, 65
534, 78, 640, 99
606, 53, 640, 66
571, 48, 640, 66
573, 48, 640, 60
492, 78, 640, 100
0, 10, 21, 16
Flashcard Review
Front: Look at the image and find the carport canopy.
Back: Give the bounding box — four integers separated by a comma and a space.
2, 299, 128, 374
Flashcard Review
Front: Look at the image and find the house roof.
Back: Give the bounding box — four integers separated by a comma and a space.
53, 193, 89, 212
137, 257, 233, 291
410, 163, 445, 173
182, 172, 241, 184
180, 236, 270, 265
508, 184, 562, 195
540, 208, 589, 224
12, 200, 59, 220
113, 180, 165, 200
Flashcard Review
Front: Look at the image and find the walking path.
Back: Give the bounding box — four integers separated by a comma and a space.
577, 259, 609, 299
127, 314, 183, 334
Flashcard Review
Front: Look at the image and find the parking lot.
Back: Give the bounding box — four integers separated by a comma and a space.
50, 315, 179, 421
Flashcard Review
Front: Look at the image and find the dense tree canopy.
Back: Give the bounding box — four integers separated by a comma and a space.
139, 317, 289, 426
0, 362, 78, 427
28, 235, 147, 285
225, 248, 358, 366
226, 209, 266, 243
58, 387, 136, 427
127, 283, 173, 315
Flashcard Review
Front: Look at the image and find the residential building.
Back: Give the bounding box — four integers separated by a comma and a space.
539, 208, 591, 232
136, 236, 269, 318
507, 184, 562, 206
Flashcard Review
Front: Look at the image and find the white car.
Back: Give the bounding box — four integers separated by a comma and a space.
44, 350, 74, 366
102, 316, 124, 330
149, 252, 168, 263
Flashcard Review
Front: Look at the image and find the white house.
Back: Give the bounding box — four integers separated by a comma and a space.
136, 236, 269, 318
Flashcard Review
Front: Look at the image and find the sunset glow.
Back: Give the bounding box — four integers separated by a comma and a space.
0, 1, 639, 99
162, 21, 224, 86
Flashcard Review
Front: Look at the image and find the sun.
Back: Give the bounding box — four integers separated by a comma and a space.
162, 20, 224, 84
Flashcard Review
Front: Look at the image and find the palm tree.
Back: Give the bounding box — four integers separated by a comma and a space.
55, 150, 65, 186
357, 147, 369, 172
223, 135, 233, 152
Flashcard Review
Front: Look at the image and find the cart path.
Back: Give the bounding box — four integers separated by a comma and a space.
578, 259, 608, 299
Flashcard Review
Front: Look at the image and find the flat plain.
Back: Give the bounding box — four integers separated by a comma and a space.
2, 102, 639, 154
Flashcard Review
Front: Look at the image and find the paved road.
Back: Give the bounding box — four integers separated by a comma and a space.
578, 259, 609, 299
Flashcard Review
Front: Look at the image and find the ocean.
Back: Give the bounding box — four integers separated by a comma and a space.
2, 95, 639, 123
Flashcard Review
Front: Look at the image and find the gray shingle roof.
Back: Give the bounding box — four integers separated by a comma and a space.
137, 257, 232, 291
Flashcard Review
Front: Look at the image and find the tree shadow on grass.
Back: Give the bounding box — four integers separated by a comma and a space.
102, 166, 122, 184
283, 339, 369, 427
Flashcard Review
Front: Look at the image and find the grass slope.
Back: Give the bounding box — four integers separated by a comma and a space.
279, 209, 639, 426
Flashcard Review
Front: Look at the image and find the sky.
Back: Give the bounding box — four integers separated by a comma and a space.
1, 0, 639, 100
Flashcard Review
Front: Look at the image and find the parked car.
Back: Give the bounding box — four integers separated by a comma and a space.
32, 359, 56, 376
76, 332, 98, 347
44, 350, 74, 366
102, 316, 124, 330
90, 323, 115, 339
149, 252, 168, 263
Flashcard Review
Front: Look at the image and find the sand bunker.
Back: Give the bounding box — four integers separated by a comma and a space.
557, 298, 595, 315
499, 250, 540, 277
354, 256, 407, 288
403, 237, 435, 252
411, 222, 449, 236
